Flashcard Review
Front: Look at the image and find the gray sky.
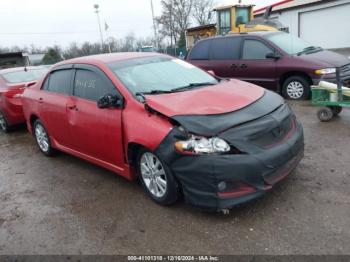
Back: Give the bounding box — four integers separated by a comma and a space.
0, 0, 277, 49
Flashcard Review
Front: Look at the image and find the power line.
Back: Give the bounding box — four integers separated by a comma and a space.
0, 27, 152, 36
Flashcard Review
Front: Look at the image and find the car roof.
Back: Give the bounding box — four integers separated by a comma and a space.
58, 52, 165, 66
0, 66, 47, 74
197, 31, 280, 42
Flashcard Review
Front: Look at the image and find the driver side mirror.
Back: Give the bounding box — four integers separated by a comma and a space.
97, 94, 124, 109
266, 52, 281, 60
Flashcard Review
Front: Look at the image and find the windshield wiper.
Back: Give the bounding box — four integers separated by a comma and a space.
297, 46, 322, 56
136, 90, 173, 96
135, 82, 217, 98
171, 82, 217, 92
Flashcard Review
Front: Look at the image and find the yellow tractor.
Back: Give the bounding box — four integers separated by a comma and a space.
186, 4, 287, 49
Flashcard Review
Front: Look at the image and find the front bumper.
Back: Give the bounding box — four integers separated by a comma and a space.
156, 103, 304, 211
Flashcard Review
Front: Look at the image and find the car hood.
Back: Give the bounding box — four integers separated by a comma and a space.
299, 50, 350, 67
144, 79, 265, 117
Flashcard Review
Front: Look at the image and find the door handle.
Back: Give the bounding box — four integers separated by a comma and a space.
230, 64, 237, 69
240, 64, 248, 69
38, 98, 44, 103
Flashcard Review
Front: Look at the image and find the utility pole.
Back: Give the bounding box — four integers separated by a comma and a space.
150, 0, 159, 49
94, 4, 104, 52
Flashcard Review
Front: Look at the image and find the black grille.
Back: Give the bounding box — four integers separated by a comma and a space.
251, 116, 294, 149
341, 64, 350, 74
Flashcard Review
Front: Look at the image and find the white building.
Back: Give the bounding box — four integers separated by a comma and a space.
254, 0, 350, 51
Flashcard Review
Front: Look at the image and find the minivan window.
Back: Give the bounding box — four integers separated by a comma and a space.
189, 40, 211, 60
73, 69, 117, 101
265, 32, 316, 55
242, 40, 273, 60
109, 56, 217, 95
45, 69, 72, 95
210, 37, 241, 60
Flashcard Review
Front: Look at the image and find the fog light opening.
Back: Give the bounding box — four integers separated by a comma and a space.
218, 182, 256, 199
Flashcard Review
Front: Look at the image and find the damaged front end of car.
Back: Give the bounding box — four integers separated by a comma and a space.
149, 90, 304, 211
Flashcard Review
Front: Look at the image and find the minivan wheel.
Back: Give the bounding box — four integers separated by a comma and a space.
33, 119, 54, 156
282, 76, 310, 100
138, 149, 179, 205
0, 111, 10, 133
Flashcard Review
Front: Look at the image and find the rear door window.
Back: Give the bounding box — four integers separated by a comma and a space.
242, 39, 273, 60
73, 69, 118, 102
188, 39, 211, 60
210, 37, 241, 60
43, 69, 73, 95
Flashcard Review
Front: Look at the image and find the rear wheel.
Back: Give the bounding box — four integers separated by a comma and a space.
0, 111, 10, 133
33, 119, 55, 156
317, 107, 334, 122
282, 76, 310, 100
138, 149, 179, 205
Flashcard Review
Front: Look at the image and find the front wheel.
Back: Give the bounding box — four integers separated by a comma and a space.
282, 76, 310, 100
0, 111, 10, 133
138, 149, 179, 205
33, 119, 55, 156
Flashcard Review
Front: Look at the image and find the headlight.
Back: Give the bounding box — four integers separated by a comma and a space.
315, 68, 336, 75
175, 135, 230, 154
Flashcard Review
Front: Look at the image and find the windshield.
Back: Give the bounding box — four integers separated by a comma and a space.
1, 68, 48, 83
265, 32, 321, 55
108, 56, 218, 95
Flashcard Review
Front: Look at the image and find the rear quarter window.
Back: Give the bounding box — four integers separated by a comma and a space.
188, 39, 211, 60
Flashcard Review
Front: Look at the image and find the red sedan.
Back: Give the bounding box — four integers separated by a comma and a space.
0, 66, 48, 132
22, 53, 304, 212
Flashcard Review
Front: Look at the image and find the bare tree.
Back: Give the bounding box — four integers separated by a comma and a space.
156, 0, 193, 47
192, 0, 214, 26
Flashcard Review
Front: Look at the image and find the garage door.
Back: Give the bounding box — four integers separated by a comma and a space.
299, 3, 350, 49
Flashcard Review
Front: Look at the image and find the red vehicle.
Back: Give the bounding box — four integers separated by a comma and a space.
22, 53, 304, 211
0, 66, 48, 132
186, 31, 350, 100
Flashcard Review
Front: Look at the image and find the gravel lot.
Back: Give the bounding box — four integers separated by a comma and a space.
0, 101, 349, 255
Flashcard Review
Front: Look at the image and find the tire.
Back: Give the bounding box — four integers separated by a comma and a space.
33, 119, 55, 156
317, 107, 334, 122
330, 106, 342, 116
282, 76, 311, 100
137, 149, 179, 205
0, 111, 10, 133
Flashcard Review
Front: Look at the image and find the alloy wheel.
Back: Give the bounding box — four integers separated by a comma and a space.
35, 123, 50, 152
286, 81, 304, 99
140, 152, 167, 198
